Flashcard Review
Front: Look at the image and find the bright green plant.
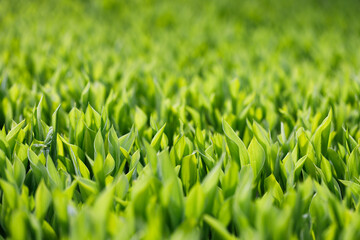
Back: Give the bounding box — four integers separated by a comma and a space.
1, 0, 360, 239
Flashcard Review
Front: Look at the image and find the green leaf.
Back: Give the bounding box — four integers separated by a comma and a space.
264, 174, 284, 203
10, 210, 28, 240
151, 123, 166, 151
172, 136, 186, 165
0, 179, 18, 209
35, 180, 52, 220
222, 160, 239, 198
85, 104, 101, 131
185, 183, 205, 220
93, 152, 105, 187
135, 106, 148, 131
181, 153, 197, 194
50, 105, 61, 167
77, 177, 99, 198
312, 110, 332, 161
46, 155, 62, 189
108, 127, 121, 173
81, 82, 91, 110
36, 96, 45, 140
203, 214, 236, 240
144, 140, 158, 174
321, 155, 332, 183
13, 156, 26, 190
69, 107, 85, 146
91, 186, 115, 239
223, 119, 249, 167
171, 219, 200, 240
68, 144, 81, 177
195, 127, 205, 152
294, 155, 308, 181
218, 198, 233, 227
119, 127, 136, 152
6, 119, 25, 152
252, 121, 271, 150
248, 137, 265, 180
79, 158, 90, 179
161, 177, 185, 228
104, 153, 115, 176
42, 220, 57, 240
0, 134, 11, 159
347, 146, 360, 180
202, 154, 223, 213
327, 149, 345, 179
28, 148, 49, 184
114, 173, 129, 199
94, 130, 105, 160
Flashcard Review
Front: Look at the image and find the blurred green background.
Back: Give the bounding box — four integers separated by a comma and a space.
1, 0, 360, 130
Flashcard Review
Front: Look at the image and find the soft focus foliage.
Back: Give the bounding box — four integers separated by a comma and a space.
1, 0, 360, 239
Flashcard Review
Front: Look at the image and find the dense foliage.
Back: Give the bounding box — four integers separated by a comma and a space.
1, 0, 360, 239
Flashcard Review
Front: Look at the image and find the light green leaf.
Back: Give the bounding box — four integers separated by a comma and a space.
223, 119, 249, 167
151, 123, 166, 151
185, 183, 205, 220
135, 106, 148, 131
222, 160, 239, 198
181, 153, 197, 194
6, 119, 25, 152
104, 153, 115, 176
0, 179, 18, 209
312, 110, 332, 161
321, 155, 332, 183
50, 105, 61, 167
248, 137, 265, 180
13, 156, 26, 189
35, 180, 52, 220
264, 174, 284, 203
